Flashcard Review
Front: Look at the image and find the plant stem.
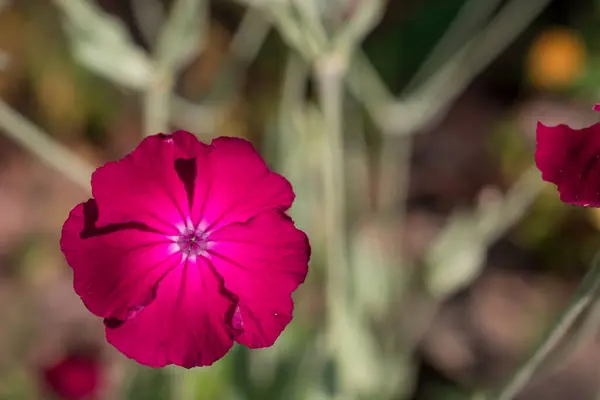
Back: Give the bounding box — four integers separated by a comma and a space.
474, 251, 600, 400
0, 99, 94, 192
315, 53, 350, 395
144, 0, 207, 137
383, 0, 553, 136
144, 67, 174, 136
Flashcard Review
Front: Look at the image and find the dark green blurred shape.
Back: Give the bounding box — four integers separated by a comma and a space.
126, 367, 171, 400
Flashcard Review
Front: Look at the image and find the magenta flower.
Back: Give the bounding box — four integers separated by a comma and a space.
536, 104, 600, 206
60, 131, 310, 368
42, 352, 102, 400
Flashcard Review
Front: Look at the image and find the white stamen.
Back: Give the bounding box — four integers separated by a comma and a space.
167, 243, 180, 255
175, 222, 187, 234
186, 219, 194, 231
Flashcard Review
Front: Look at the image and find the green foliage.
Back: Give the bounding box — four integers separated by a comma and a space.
126, 367, 172, 400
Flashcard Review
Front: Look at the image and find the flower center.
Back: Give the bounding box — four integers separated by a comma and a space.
176, 229, 208, 258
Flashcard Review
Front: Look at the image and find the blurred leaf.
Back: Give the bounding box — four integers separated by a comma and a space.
276, 105, 327, 261
230, 344, 305, 400
489, 119, 531, 181
55, 0, 153, 89
575, 54, 600, 99
126, 367, 171, 400
229, 324, 319, 400
335, 307, 385, 396
322, 357, 337, 397
350, 221, 398, 318
231, 346, 261, 400
24, 5, 119, 142
0, 367, 35, 400
155, 0, 207, 71
425, 212, 487, 299
513, 187, 566, 248
421, 382, 471, 400
190, 355, 235, 400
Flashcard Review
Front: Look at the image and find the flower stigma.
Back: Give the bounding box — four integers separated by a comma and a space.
169, 222, 210, 260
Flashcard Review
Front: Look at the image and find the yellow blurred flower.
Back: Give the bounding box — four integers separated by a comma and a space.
527, 27, 587, 90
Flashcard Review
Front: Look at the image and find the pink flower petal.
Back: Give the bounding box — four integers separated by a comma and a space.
536, 121, 600, 206
195, 138, 295, 233
594, 104, 600, 112
61, 132, 310, 367
105, 257, 234, 368
92, 131, 210, 234
208, 210, 310, 348
61, 200, 179, 321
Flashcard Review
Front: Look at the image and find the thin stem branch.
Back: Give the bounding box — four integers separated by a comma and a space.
315, 53, 350, 394
291, 0, 328, 51
405, 0, 503, 92
53, 0, 154, 91
383, 0, 552, 135
532, 296, 600, 386
477, 166, 546, 244
144, 0, 208, 136
266, 4, 318, 60
144, 68, 175, 135
204, 7, 273, 103
279, 51, 309, 140
332, 0, 387, 57
170, 96, 218, 134
228, 8, 272, 65
474, 250, 600, 400
345, 50, 396, 121
131, 0, 165, 47
0, 99, 93, 192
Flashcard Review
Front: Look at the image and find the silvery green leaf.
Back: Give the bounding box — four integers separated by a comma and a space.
277, 105, 326, 254
55, 0, 153, 89
154, 0, 208, 71
350, 222, 395, 317
131, 0, 165, 47
425, 212, 487, 299
336, 307, 384, 395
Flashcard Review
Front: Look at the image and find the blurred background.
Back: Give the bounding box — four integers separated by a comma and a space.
1, 0, 600, 399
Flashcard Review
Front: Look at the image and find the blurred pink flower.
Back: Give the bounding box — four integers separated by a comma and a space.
42, 352, 101, 400
60, 131, 310, 368
536, 106, 600, 206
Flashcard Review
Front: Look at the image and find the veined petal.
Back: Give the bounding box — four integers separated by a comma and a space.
91, 131, 209, 234
60, 200, 179, 322
208, 210, 310, 348
196, 138, 295, 233
60, 132, 311, 367
105, 257, 234, 368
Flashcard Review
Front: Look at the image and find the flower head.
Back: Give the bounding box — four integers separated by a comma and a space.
536, 104, 600, 206
42, 352, 102, 400
60, 132, 311, 368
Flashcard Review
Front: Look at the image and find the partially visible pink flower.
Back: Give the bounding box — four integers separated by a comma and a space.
42, 352, 101, 400
594, 104, 600, 112
536, 110, 600, 206
60, 132, 310, 368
